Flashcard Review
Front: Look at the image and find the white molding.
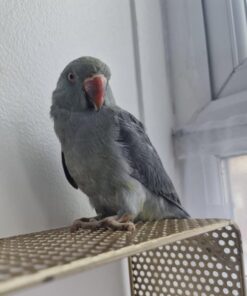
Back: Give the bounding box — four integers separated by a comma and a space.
174, 90, 247, 134
128, 0, 145, 124
174, 91, 247, 218
229, 0, 247, 64
174, 90, 247, 158
218, 59, 247, 98
203, 0, 247, 98
166, 0, 247, 218
162, 0, 211, 126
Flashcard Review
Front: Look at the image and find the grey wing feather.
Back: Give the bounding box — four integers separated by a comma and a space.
115, 109, 189, 216
61, 152, 78, 189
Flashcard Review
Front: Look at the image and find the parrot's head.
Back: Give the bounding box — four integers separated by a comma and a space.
52, 56, 112, 112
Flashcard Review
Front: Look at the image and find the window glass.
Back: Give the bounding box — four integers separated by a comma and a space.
227, 155, 247, 270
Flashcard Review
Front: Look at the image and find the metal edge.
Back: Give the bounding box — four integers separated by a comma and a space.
0, 220, 231, 295
230, 222, 247, 295
128, 257, 135, 296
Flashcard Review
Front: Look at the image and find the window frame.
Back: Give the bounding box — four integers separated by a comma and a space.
203, 0, 247, 98
165, 0, 247, 218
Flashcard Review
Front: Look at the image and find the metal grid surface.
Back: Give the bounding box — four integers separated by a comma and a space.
130, 224, 246, 296
0, 219, 241, 294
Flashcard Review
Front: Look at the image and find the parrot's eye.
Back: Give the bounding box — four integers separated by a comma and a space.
67, 73, 75, 82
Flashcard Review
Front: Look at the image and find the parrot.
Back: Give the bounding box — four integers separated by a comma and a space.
50, 56, 190, 232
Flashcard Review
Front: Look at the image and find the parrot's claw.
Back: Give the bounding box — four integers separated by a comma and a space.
70, 218, 98, 232
101, 215, 136, 231
70, 215, 101, 232
70, 214, 135, 232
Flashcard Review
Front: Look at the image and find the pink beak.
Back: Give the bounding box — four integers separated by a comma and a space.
83, 74, 107, 111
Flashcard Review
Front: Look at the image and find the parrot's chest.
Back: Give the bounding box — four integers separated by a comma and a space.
58, 111, 131, 211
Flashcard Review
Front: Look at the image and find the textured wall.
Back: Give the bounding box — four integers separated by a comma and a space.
0, 0, 139, 237
0, 0, 179, 295
0, 1, 138, 295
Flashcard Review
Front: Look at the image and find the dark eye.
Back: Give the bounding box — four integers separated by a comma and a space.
67, 72, 75, 82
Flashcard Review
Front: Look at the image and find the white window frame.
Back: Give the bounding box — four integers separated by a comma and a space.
203, 0, 247, 98
174, 90, 247, 218
163, 0, 247, 218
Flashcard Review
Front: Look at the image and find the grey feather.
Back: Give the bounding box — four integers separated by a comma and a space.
115, 109, 189, 217
51, 56, 190, 221
61, 151, 78, 189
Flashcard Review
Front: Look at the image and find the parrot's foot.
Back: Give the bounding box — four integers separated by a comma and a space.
70, 215, 101, 232
101, 214, 136, 231
70, 214, 135, 232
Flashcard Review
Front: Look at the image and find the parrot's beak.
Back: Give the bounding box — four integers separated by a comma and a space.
83, 74, 107, 111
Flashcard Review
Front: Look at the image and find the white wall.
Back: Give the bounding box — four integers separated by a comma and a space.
10, 261, 127, 296
135, 0, 179, 187
0, 0, 139, 238
0, 0, 178, 295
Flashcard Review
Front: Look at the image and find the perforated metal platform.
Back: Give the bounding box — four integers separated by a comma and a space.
0, 219, 245, 295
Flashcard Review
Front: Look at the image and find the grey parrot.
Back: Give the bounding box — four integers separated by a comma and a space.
50, 56, 189, 231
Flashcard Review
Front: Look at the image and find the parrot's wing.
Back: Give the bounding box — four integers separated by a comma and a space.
61, 152, 78, 189
116, 109, 189, 215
